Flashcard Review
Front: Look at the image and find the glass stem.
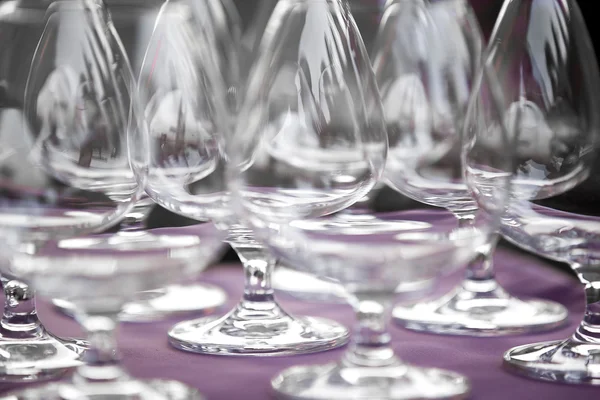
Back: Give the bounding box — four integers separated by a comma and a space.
233, 243, 275, 302
455, 211, 499, 294
572, 264, 600, 343
0, 277, 44, 339
227, 225, 276, 303
224, 225, 290, 322
343, 291, 398, 368
72, 310, 127, 385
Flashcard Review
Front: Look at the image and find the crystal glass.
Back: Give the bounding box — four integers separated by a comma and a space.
229, 3, 513, 398
50, 0, 239, 322
271, 0, 389, 303
375, 0, 568, 335
138, 0, 350, 356
480, 0, 600, 385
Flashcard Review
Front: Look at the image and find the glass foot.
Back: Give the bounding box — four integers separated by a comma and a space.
503, 338, 600, 385
0, 378, 204, 399
52, 283, 227, 322
168, 299, 349, 356
393, 282, 568, 336
271, 361, 470, 399
0, 332, 86, 382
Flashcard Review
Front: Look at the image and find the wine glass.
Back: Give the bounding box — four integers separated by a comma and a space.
228, 3, 513, 399
138, 0, 351, 356
375, 0, 568, 335
271, 0, 391, 303
479, 0, 600, 385
50, 0, 241, 322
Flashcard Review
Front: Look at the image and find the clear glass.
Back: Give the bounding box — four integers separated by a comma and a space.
0, 0, 224, 397
49, 0, 233, 322
480, 0, 600, 385
138, 0, 350, 356
230, 2, 512, 398
374, 0, 567, 336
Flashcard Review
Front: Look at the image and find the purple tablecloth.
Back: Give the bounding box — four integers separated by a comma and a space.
1, 247, 597, 399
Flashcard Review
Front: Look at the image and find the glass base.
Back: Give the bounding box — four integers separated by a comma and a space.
0, 378, 204, 399
271, 361, 470, 399
52, 283, 227, 322
503, 338, 600, 385
393, 282, 568, 336
0, 332, 86, 382
168, 299, 349, 356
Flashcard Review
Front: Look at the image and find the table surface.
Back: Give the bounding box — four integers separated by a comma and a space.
0, 246, 598, 399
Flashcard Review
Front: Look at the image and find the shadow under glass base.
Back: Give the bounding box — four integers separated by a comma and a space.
503, 338, 600, 385
0, 378, 205, 399
168, 299, 349, 356
52, 283, 227, 323
393, 282, 568, 336
271, 361, 470, 399
0, 332, 86, 382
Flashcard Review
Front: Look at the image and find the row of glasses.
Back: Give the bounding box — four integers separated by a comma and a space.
235, 0, 600, 392
0, 0, 225, 398
132, 0, 515, 397
228, 1, 515, 398
374, 0, 600, 387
